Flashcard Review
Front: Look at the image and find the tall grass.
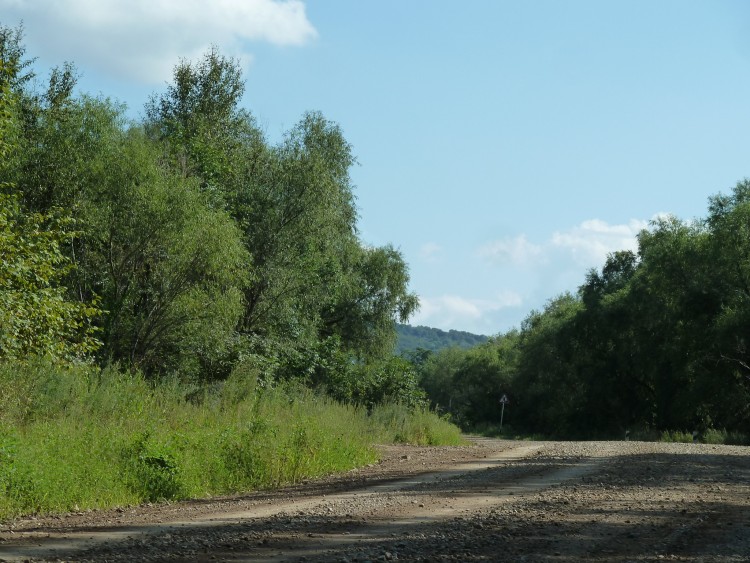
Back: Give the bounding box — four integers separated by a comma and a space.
0, 358, 461, 519
618, 427, 749, 444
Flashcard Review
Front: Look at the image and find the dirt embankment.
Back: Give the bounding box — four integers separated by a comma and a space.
1, 438, 748, 562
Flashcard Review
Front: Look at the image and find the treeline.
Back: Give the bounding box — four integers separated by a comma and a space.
419, 190, 750, 439
395, 324, 488, 354
0, 26, 423, 406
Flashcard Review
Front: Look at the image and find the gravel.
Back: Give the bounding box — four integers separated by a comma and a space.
1, 439, 748, 562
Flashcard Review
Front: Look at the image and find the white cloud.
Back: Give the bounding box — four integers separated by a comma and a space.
412, 292, 523, 333
551, 218, 648, 267
479, 218, 649, 272
420, 242, 443, 262
477, 235, 543, 266
2, 0, 317, 83
649, 211, 674, 224
413, 217, 662, 333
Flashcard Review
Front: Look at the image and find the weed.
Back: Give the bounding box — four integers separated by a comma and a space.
0, 358, 461, 520
121, 432, 184, 502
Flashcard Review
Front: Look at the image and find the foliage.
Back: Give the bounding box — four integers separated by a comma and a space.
0, 49, 100, 361
0, 26, 446, 522
0, 359, 460, 519
85, 130, 249, 378
145, 50, 418, 370
0, 27, 419, 390
0, 194, 102, 360
418, 184, 750, 438
120, 432, 183, 502
368, 403, 463, 446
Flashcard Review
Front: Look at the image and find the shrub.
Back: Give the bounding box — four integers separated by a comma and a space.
120, 432, 184, 502
0, 359, 462, 520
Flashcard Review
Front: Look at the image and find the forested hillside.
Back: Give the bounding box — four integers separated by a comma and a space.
418, 199, 750, 440
396, 324, 488, 354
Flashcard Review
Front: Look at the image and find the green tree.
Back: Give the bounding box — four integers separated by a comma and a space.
634, 216, 722, 430
452, 334, 520, 427
78, 128, 249, 378
322, 244, 419, 359
573, 251, 649, 434
418, 347, 469, 419
9, 59, 249, 378
512, 294, 584, 435
0, 46, 100, 361
0, 194, 101, 360
147, 50, 418, 369
702, 182, 750, 430
144, 46, 261, 199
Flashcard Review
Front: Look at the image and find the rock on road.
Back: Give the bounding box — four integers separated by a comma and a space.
1, 438, 748, 562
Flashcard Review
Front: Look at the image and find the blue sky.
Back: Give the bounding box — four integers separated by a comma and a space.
4, 0, 750, 335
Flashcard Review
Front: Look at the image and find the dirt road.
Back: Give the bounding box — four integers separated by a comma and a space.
1, 438, 748, 562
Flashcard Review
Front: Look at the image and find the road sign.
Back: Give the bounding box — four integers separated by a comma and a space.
499, 394, 509, 430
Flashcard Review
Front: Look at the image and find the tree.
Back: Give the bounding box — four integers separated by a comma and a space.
144, 46, 259, 195
78, 127, 249, 378
322, 244, 420, 359
0, 47, 100, 361
417, 347, 465, 411
148, 50, 419, 366
574, 252, 635, 428
0, 194, 101, 361
703, 182, 750, 430
9, 64, 249, 378
454, 334, 520, 426
512, 294, 584, 435
236, 111, 361, 345
634, 216, 724, 430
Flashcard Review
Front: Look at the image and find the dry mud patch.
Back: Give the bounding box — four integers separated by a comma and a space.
0, 439, 748, 562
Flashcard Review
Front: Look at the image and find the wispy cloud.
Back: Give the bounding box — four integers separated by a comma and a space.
2, 0, 318, 83
420, 242, 443, 262
411, 217, 657, 333
479, 218, 650, 271
412, 292, 523, 333
551, 218, 648, 267
477, 235, 543, 266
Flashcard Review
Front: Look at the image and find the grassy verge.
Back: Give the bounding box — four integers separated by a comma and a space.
0, 358, 462, 520
467, 422, 750, 445
634, 428, 750, 445
465, 423, 547, 441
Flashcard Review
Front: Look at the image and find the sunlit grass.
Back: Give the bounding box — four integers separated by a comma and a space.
0, 358, 460, 519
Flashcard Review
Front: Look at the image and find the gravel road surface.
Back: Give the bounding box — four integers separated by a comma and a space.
1, 438, 748, 562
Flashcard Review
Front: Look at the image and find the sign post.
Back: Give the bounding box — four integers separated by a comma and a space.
499, 394, 509, 430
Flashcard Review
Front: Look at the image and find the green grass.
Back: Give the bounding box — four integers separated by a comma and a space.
0, 358, 461, 520
466, 423, 750, 444
697, 428, 749, 445
464, 422, 546, 441
624, 427, 750, 445
368, 403, 463, 446
658, 429, 694, 443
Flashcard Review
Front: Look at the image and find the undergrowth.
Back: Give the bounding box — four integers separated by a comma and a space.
0, 358, 462, 520
468, 422, 750, 445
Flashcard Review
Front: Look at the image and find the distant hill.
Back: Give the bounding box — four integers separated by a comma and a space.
395, 323, 489, 355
